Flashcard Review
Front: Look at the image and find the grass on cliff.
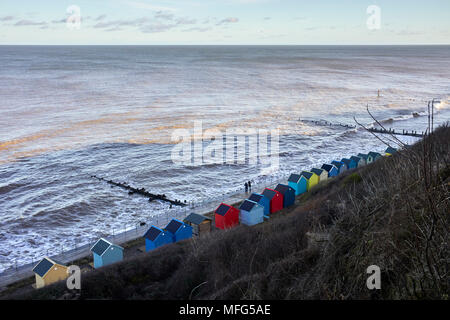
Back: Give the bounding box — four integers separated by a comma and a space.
9, 125, 449, 300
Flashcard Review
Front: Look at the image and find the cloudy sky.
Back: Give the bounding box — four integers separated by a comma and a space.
1, 0, 449, 45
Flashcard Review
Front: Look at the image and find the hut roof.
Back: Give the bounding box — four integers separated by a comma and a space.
215, 203, 231, 216
184, 213, 210, 225
143, 226, 163, 241
262, 188, 277, 200
341, 158, 352, 165
248, 193, 263, 203
350, 156, 361, 162
321, 164, 336, 172
368, 151, 382, 157
331, 160, 343, 167
385, 147, 397, 154
91, 238, 112, 256
32, 258, 55, 278
166, 219, 183, 234
300, 171, 314, 179
310, 168, 324, 176
357, 153, 369, 160
288, 174, 301, 183
239, 200, 258, 212
275, 184, 292, 195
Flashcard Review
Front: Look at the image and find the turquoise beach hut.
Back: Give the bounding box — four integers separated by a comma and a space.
367, 152, 382, 163
239, 200, 264, 226
357, 153, 369, 165
331, 160, 347, 174
288, 173, 307, 196
165, 218, 193, 242
90, 238, 124, 269
341, 158, 357, 170
248, 193, 270, 216
321, 164, 339, 177
143, 226, 173, 251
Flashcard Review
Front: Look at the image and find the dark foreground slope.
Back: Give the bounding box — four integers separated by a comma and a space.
10, 126, 450, 300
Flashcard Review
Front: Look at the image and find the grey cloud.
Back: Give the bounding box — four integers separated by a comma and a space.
176, 17, 197, 25
182, 26, 212, 32
155, 11, 175, 21
216, 17, 239, 25
14, 20, 47, 26
96, 15, 107, 21
140, 23, 176, 33
93, 17, 150, 29
0, 16, 15, 22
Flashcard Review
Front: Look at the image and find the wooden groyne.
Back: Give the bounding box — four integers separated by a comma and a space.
91, 175, 187, 207
366, 127, 424, 137
298, 118, 424, 137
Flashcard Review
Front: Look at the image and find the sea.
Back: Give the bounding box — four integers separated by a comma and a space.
0, 45, 449, 272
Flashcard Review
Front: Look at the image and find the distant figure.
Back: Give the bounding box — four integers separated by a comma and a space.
377, 89, 380, 98
248, 180, 252, 190
244, 182, 249, 193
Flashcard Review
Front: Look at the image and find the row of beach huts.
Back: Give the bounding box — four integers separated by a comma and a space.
30, 147, 398, 289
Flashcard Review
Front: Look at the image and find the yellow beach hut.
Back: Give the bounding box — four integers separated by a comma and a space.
300, 171, 319, 191
32, 257, 69, 289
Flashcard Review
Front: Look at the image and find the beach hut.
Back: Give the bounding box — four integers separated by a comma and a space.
367, 152, 382, 163
143, 226, 173, 251
321, 164, 339, 177
350, 155, 364, 167
300, 171, 319, 190
262, 188, 284, 214
331, 160, 347, 174
214, 203, 240, 230
165, 218, 193, 242
248, 193, 271, 215
357, 153, 369, 165
90, 238, 124, 269
275, 184, 295, 208
183, 213, 212, 237
288, 173, 308, 196
310, 168, 328, 182
385, 147, 397, 156
341, 158, 357, 170
239, 200, 264, 226
32, 257, 69, 289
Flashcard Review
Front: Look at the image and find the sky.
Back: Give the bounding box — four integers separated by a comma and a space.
0, 0, 449, 45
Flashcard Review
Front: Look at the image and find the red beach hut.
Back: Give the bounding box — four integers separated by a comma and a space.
214, 203, 240, 230
262, 188, 284, 214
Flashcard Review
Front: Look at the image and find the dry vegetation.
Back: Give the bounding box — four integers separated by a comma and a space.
7, 125, 449, 300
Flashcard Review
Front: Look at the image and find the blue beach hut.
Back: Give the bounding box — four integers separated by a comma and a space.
350, 155, 364, 167
165, 218, 193, 242
143, 226, 173, 251
248, 193, 270, 215
357, 153, 369, 165
321, 164, 339, 177
90, 238, 124, 269
331, 160, 347, 174
239, 200, 264, 226
385, 147, 397, 156
288, 173, 308, 196
341, 158, 357, 170
275, 184, 295, 208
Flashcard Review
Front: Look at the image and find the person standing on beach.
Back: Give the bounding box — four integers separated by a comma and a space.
244, 182, 248, 193
248, 180, 252, 191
